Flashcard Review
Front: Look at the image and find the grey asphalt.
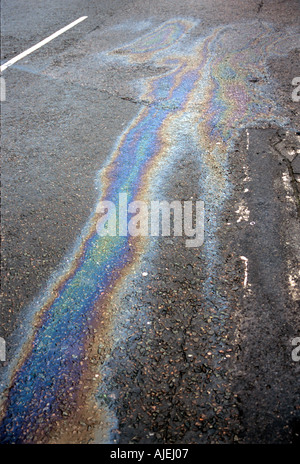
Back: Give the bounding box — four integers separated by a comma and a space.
1, 0, 300, 444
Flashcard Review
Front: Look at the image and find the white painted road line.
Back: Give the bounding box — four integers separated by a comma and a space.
0, 16, 88, 73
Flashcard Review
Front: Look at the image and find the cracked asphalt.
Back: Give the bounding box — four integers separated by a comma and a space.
0, 0, 300, 445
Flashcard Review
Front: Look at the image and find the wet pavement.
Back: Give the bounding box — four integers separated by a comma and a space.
0, 0, 299, 445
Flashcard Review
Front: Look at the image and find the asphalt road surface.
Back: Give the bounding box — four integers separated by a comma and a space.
0, 0, 300, 445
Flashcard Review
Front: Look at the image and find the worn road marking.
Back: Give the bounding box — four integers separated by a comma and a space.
0, 16, 88, 72
240, 256, 249, 288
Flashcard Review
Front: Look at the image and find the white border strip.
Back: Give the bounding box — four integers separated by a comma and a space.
0, 16, 88, 73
